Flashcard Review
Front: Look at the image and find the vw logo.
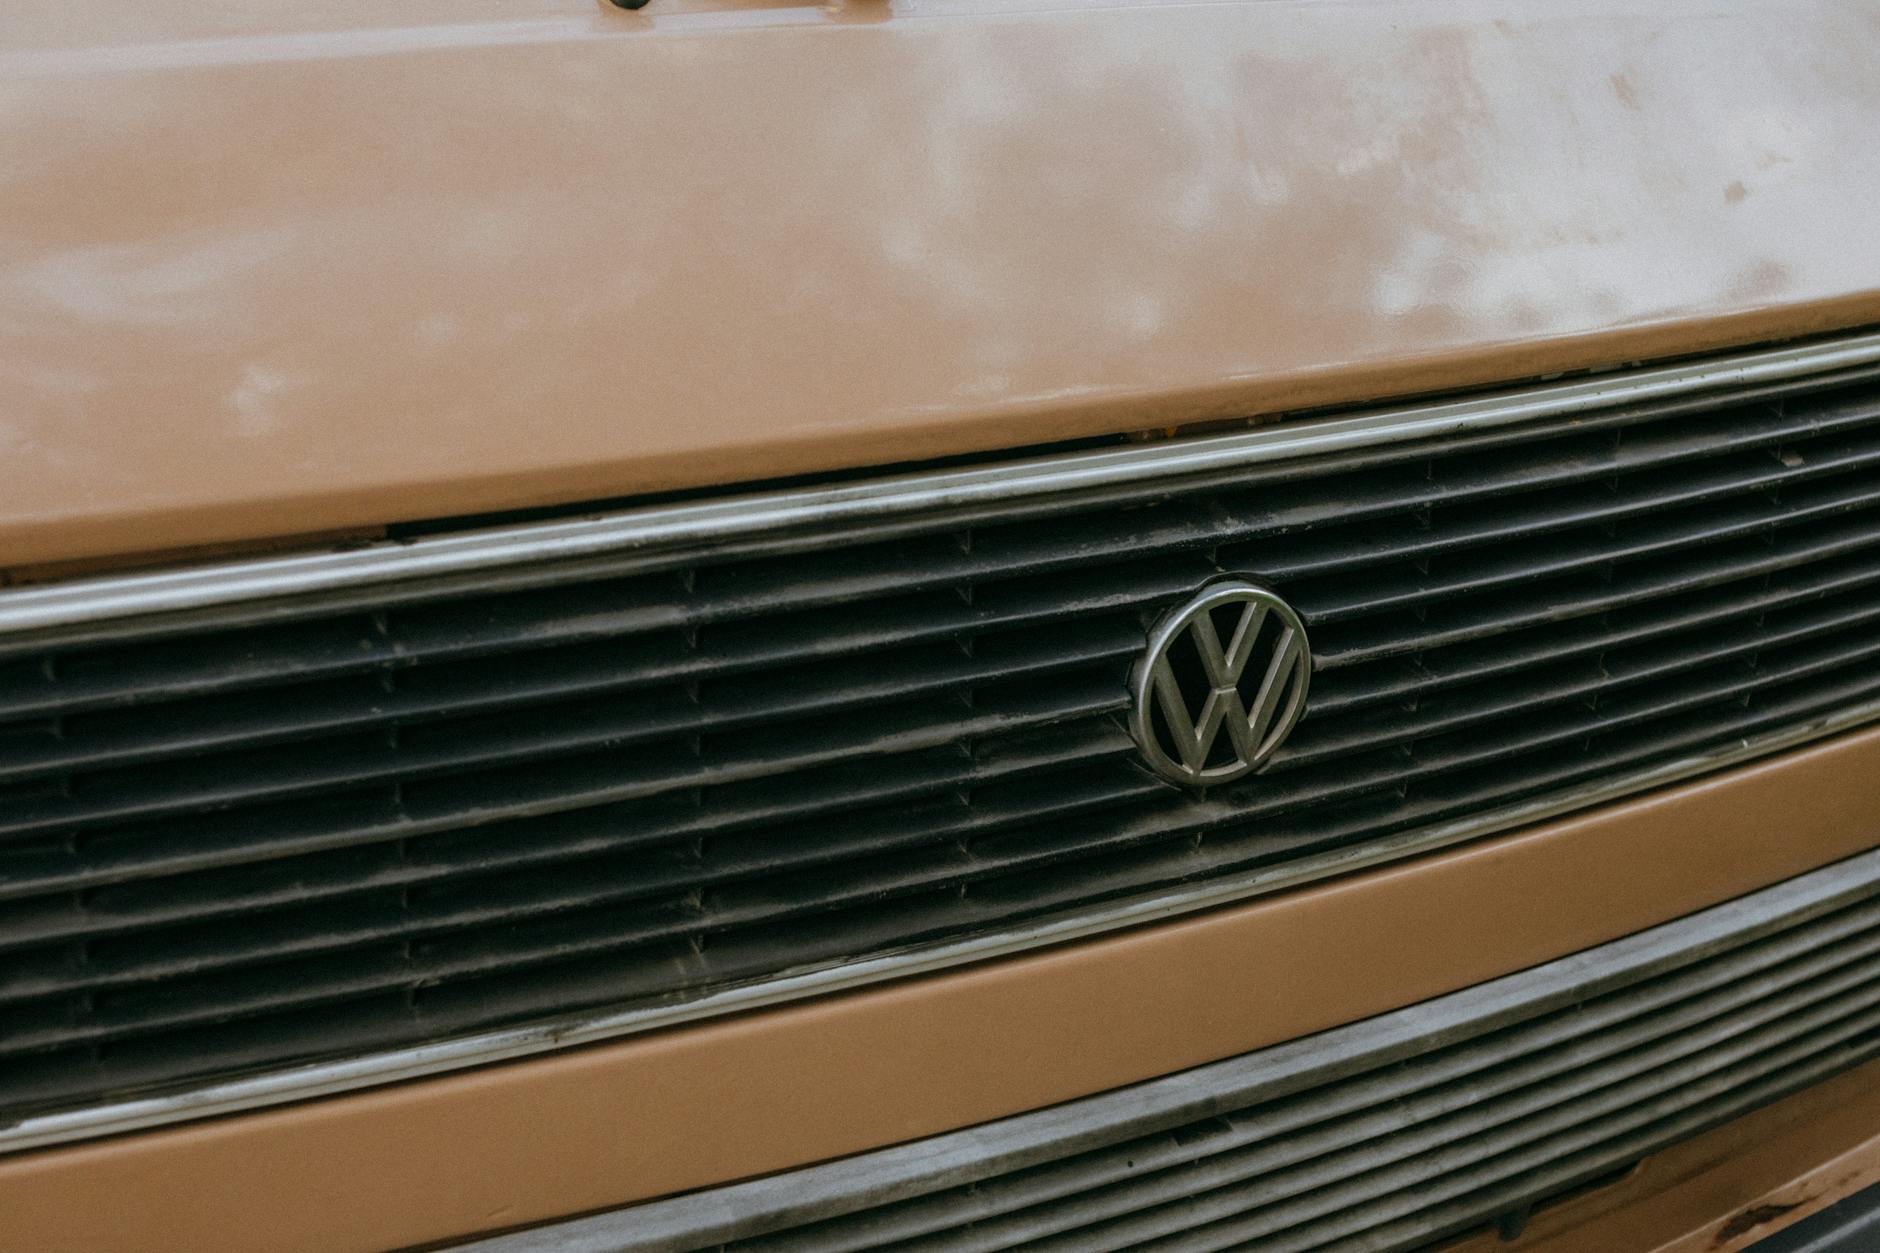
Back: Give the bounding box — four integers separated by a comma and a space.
1128, 580, 1312, 786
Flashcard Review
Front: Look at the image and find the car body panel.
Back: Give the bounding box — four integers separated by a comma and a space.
8, 5, 1880, 1249
2, 0, 1879, 568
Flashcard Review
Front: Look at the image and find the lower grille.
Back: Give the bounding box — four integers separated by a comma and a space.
3, 332, 1880, 1143
457, 846, 1880, 1253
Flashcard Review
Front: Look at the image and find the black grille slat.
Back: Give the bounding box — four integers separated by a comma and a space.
0, 664, 1130, 845
1310, 539, 1880, 715
3, 360, 1880, 1127
0, 555, 1214, 728
14, 623, 1870, 1023
715, 635, 1880, 919
633, 418, 1880, 631
0, 719, 1135, 913
1234, 429, 1880, 584
0, 755, 1154, 1003
788, 636, 1880, 966
1286, 589, 1880, 768
1312, 505, 1880, 668
0, 614, 1145, 787
1283, 469, 1880, 623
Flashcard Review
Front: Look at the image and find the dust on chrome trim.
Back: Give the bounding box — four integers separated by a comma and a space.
3, 328, 1880, 641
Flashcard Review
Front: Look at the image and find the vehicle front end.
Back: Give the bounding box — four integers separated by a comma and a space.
3, 2, 1879, 1250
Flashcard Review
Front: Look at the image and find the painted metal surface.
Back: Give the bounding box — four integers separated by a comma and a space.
1, 325, 1877, 1155
2, 326, 1878, 638
447, 844, 1880, 1250
2, 0, 1879, 568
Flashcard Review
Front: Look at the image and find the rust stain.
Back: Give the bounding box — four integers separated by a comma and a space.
1714, 1200, 1801, 1245
1725, 180, 1749, 204
1610, 70, 1642, 109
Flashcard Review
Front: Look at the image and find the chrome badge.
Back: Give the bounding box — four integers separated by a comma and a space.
1129, 580, 1312, 786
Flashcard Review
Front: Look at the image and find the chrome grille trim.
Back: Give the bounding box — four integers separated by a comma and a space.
5, 329, 1880, 642
5, 328, 1880, 1153
451, 845, 1880, 1253
4, 695, 1877, 1158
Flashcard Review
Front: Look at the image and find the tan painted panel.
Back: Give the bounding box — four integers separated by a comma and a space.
2, 0, 1879, 567
2, 724, 1878, 1252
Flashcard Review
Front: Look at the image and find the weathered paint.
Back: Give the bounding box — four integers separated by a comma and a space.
1, 0, 1878, 566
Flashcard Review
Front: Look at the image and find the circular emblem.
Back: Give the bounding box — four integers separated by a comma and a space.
1128, 580, 1312, 786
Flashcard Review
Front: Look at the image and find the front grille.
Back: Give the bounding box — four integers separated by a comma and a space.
454, 847, 1880, 1253
4, 339, 1880, 1134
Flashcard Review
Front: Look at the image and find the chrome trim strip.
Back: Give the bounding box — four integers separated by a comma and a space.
453, 844, 1880, 1252
7, 329, 1880, 1153
5, 328, 1880, 638
7, 694, 1878, 1155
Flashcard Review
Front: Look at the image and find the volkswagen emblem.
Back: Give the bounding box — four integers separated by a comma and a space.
1129, 580, 1312, 786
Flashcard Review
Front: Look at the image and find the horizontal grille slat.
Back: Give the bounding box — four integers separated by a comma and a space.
767, 899, 1880, 1253
475, 851, 1880, 1253
0, 614, 1145, 787
1284, 470, 1880, 623
1240, 430, 1880, 586
5, 344, 1880, 1138
1309, 539, 1880, 714
11, 619, 1871, 1031
953, 662, 1880, 925
1324, 1051, 1867, 1253
1283, 596, 1880, 769
6, 432, 1876, 806
0, 719, 1133, 911
632, 414, 1880, 630
0, 666, 1130, 844
1124, 1010, 1879, 1253
928, 975, 1880, 1253
0, 556, 1215, 727
1311, 506, 1880, 668
0, 753, 1152, 1003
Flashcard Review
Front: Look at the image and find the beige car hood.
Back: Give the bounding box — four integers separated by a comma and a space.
2, 0, 1879, 569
